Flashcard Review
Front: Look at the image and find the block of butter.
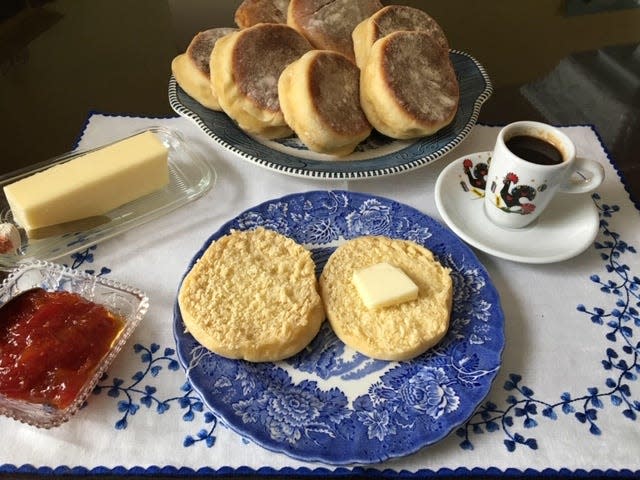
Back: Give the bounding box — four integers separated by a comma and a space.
4, 131, 169, 235
352, 262, 419, 309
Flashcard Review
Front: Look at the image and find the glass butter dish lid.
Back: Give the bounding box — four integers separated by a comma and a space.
0, 126, 216, 271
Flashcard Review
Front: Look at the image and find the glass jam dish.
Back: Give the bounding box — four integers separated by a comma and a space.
0, 260, 149, 428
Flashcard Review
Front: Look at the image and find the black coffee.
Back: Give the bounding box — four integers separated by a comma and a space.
505, 135, 563, 165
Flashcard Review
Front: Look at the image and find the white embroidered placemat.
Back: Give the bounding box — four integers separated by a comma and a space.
1, 113, 638, 476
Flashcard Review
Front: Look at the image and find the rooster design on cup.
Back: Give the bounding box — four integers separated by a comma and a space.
491, 172, 537, 215
458, 157, 538, 216
462, 158, 488, 190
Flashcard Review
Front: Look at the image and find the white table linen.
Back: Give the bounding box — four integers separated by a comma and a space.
1, 113, 639, 476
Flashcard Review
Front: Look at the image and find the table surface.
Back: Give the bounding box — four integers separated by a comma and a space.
1, 1, 639, 479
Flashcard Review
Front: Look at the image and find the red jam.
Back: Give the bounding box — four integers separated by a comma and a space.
0, 288, 124, 410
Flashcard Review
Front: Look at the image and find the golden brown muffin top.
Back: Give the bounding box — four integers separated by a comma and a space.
288, 0, 383, 59
232, 23, 312, 112
371, 5, 449, 51
186, 28, 237, 75
306, 51, 371, 135
379, 31, 459, 127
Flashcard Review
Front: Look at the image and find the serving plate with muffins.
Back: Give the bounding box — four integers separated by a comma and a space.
173, 190, 505, 465
168, 2, 493, 179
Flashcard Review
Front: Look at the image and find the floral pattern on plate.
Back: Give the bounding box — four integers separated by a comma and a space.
172, 190, 505, 464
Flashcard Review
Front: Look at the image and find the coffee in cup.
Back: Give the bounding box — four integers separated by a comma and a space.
505, 134, 563, 166
484, 121, 604, 229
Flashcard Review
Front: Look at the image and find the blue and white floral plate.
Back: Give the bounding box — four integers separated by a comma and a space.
173, 190, 504, 465
168, 51, 492, 180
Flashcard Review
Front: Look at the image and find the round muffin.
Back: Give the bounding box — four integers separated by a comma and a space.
210, 23, 312, 139
352, 5, 449, 68
178, 227, 325, 362
171, 27, 237, 110
360, 30, 459, 139
320, 236, 453, 361
278, 50, 372, 156
287, 0, 382, 61
234, 0, 290, 28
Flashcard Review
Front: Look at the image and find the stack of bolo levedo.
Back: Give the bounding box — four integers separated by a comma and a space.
178, 228, 453, 362
171, 0, 460, 157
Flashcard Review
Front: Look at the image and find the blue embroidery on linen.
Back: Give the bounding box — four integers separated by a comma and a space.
93, 343, 218, 448
61, 245, 218, 448
456, 194, 640, 451
62, 246, 111, 276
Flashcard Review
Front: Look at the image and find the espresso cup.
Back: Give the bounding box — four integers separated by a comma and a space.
483, 121, 604, 229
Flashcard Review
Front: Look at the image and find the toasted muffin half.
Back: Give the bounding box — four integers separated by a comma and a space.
178, 227, 325, 362
320, 236, 452, 361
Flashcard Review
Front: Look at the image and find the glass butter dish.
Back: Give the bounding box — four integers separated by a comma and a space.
0, 260, 149, 428
0, 126, 216, 271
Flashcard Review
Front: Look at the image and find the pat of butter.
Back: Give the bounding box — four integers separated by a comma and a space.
4, 131, 169, 234
352, 262, 419, 309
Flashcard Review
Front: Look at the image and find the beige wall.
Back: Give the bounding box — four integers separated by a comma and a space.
169, 0, 640, 87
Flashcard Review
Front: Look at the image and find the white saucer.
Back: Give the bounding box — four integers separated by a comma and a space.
434, 151, 600, 264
